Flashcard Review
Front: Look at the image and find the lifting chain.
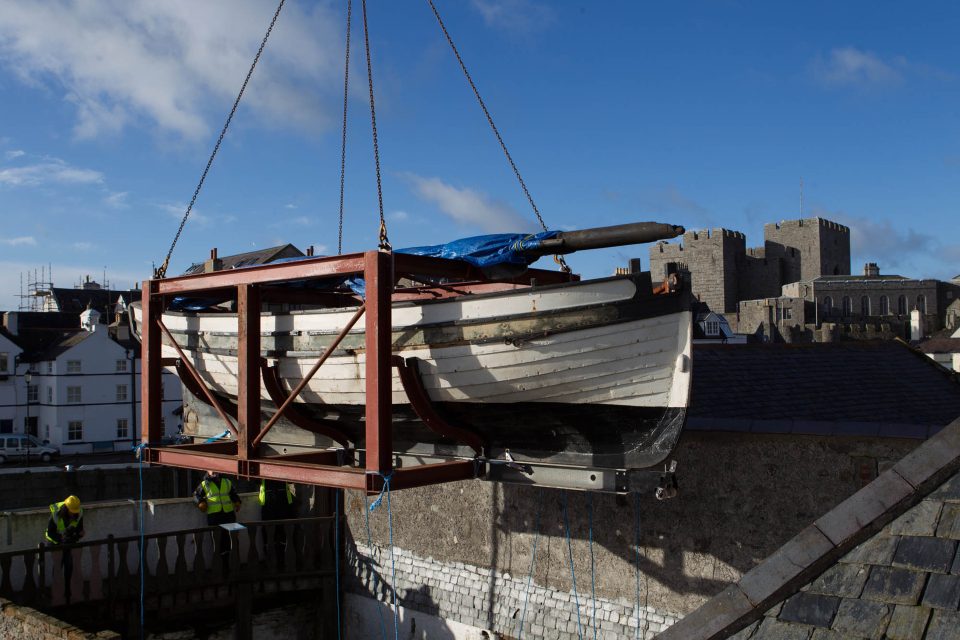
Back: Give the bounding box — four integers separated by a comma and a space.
337, 0, 353, 255
156, 0, 287, 279
426, 0, 571, 273
361, 0, 391, 252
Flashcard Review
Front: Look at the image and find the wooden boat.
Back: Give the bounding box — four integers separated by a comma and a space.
131, 222, 693, 482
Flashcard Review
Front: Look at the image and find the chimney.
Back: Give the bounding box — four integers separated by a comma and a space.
864, 263, 880, 277
204, 247, 222, 273
307, 245, 315, 257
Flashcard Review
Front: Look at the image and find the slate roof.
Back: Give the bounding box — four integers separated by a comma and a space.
689, 342, 960, 438
918, 338, 960, 355
657, 417, 960, 640
48, 287, 141, 314
29, 330, 93, 362
182, 243, 304, 275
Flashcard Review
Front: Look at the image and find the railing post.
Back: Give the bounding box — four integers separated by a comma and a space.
107, 534, 116, 616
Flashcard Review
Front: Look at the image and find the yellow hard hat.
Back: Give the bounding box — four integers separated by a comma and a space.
64, 495, 81, 514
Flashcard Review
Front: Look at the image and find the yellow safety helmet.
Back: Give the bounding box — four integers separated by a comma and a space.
64, 495, 81, 514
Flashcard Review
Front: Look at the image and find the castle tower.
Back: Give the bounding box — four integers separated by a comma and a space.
649, 228, 746, 312
763, 217, 850, 284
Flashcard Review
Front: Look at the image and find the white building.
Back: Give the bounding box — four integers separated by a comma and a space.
1, 307, 181, 454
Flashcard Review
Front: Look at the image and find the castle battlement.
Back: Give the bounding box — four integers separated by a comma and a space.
686, 228, 746, 242
766, 217, 850, 235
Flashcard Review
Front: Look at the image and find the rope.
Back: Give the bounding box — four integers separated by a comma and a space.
367, 472, 398, 639
360, 0, 390, 251
588, 493, 597, 640
337, 0, 353, 255
425, 0, 571, 274
132, 442, 148, 640
362, 491, 388, 640
634, 492, 642, 639
156, 0, 286, 279
562, 491, 583, 640
516, 488, 543, 639
334, 489, 342, 640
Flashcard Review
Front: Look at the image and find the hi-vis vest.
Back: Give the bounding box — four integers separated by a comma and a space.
201, 477, 235, 514
45, 502, 82, 543
258, 480, 293, 506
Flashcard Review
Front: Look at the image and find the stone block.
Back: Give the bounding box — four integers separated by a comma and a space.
884, 605, 932, 640
830, 599, 892, 638
953, 545, 960, 575
921, 573, 960, 610
927, 472, 960, 502
814, 472, 914, 548
892, 536, 957, 573
936, 504, 960, 540
840, 535, 899, 566
739, 526, 836, 606
891, 419, 960, 490
755, 617, 814, 640
888, 500, 942, 536
779, 592, 840, 628
925, 609, 960, 640
809, 629, 866, 640
861, 566, 927, 605
806, 564, 869, 599
656, 585, 754, 640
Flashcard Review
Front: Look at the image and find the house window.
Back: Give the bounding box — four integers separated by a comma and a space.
116, 418, 129, 439
879, 296, 889, 316
28, 363, 39, 374
842, 296, 853, 317
66, 360, 81, 374
704, 320, 719, 336
823, 296, 833, 316
0, 352, 7, 373
67, 421, 83, 441
116, 359, 128, 373
917, 295, 927, 314
898, 295, 907, 315
782, 307, 792, 320
0, 419, 11, 434
116, 385, 128, 402
46, 386, 52, 404
861, 296, 870, 317
46, 362, 53, 374
67, 386, 82, 404
27, 385, 38, 403
45, 425, 49, 439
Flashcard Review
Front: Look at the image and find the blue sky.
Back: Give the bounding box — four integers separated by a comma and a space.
1, 0, 958, 310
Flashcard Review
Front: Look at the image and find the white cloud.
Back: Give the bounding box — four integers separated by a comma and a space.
284, 203, 297, 209
104, 191, 129, 209
0, 159, 104, 187
159, 202, 211, 227
4, 150, 25, 160
388, 210, 410, 222
470, 0, 555, 33
811, 47, 902, 88
72, 242, 95, 251
815, 208, 934, 269
0, 236, 36, 246
0, 1, 343, 140
404, 173, 534, 233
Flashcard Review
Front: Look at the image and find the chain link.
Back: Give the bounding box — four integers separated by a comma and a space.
337, 0, 353, 255
361, 0, 390, 252
426, 0, 569, 272
156, 0, 287, 279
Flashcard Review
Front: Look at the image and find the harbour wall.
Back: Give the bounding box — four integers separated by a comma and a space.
344, 431, 917, 639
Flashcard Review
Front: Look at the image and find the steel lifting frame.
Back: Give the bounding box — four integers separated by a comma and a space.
140, 250, 576, 494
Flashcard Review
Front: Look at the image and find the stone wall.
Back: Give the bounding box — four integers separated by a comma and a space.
344, 432, 918, 639
764, 218, 851, 283
649, 229, 746, 313
0, 597, 119, 639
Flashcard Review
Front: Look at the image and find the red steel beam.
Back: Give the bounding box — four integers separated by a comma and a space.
155, 254, 367, 294
237, 284, 261, 461
141, 281, 163, 446
389, 461, 481, 490
364, 251, 393, 475
251, 303, 366, 449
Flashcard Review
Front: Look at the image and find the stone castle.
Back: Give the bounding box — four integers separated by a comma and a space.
649, 217, 851, 313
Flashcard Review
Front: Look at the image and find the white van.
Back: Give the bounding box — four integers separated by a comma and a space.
0, 434, 59, 464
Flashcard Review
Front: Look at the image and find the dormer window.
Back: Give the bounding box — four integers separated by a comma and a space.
705, 320, 720, 336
